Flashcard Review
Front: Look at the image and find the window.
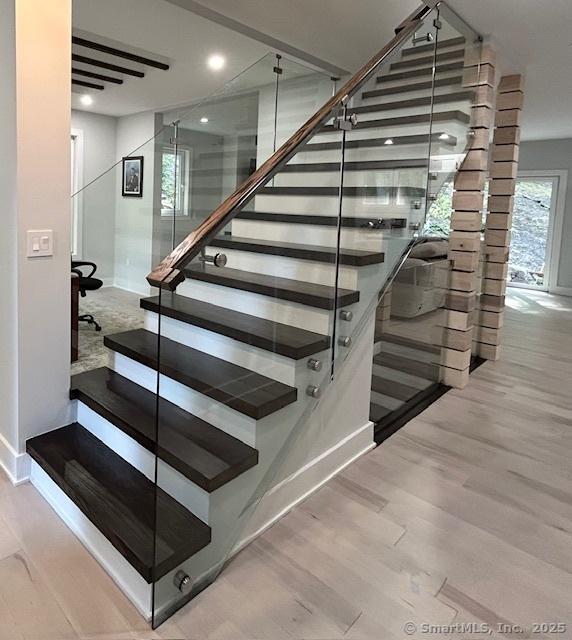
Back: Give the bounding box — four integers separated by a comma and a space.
161, 147, 191, 216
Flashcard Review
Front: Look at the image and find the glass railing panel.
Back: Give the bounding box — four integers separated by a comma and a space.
328, 10, 440, 382
71, 124, 176, 376
151, 133, 345, 625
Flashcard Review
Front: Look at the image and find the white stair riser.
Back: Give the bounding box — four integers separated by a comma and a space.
360, 83, 463, 105
254, 194, 420, 216
178, 277, 339, 335
231, 219, 408, 252
273, 167, 427, 189
370, 389, 403, 411
375, 66, 462, 89
76, 401, 211, 524
289, 142, 448, 164
313, 117, 470, 143
144, 309, 324, 387
110, 352, 259, 447
207, 245, 360, 289
355, 99, 471, 123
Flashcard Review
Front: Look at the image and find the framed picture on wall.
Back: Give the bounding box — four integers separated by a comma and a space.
122, 156, 144, 197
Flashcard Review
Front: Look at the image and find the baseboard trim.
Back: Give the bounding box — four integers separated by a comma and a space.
549, 286, 572, 297
232, 421, 375, 555
30, 461, 152, 620
0, 434, 30, 485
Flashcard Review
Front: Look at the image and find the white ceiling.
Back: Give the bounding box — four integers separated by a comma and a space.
444, 0, 572, 141
173, 0, 572, 141
72, 0, 270, 117
74, 0, 572, 141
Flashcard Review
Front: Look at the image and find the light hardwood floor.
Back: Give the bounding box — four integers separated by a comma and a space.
1, 288, 571, 639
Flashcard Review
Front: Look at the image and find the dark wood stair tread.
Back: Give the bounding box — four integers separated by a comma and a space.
377, 61, 464, 83
71, 367, 258, 491
141, 294, 330, 359
377, 332, 441, 355
236, 211, 407, 229
371, 374, 423, 402
349, 91, 472, 116
390, 48, 464, 70
259, 186, 426, 198
27, 423, 211, 582
185, 265, 360, 310
373, 351, 440, 381
363, 76, 462, 99
302, 132, 456, 153
283, 159, 429, 172
209, 236, 384, 266
104, 329, 297, 420
401, 36, 465, 56
320, 111, 469, 134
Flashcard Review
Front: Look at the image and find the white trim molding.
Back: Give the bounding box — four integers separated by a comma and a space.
0, 434, 30, 485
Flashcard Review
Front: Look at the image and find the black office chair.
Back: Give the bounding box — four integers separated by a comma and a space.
71, 261, 103, 331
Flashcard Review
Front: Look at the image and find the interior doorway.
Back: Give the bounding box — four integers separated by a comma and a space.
508, 173, 566, 292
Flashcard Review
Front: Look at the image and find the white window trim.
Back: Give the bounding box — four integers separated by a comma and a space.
515, 170, 568, 295
71, 128, 84, 258
161, 146, 192, 218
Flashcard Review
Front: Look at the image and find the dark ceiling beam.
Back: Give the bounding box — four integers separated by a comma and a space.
72, 36, 170, 71
72, 67, 123, 84
72, 53, 145, 78
72, 79, 104, 90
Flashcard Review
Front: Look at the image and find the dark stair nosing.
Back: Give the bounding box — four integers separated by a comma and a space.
320, 111, 469, 134
259, 186, 426, 198
302, 132, 457, 153
377, 61, 464, 83
235, 211, 407, 230
140, 294, 330, 360
373, 351, 440, 381
349, 91, 472, 116
104, 329, 297, 420
369, 402, 393, 423
27, 423, 211, 582
390, 48, 465, 70
371, 374, 423, 402
70, 367, 258, 492
283, 159, 429, 172
209, 236, 384, 266
401, 36, 465, 57
363, 76, 462, 100
185, 265, 360, 311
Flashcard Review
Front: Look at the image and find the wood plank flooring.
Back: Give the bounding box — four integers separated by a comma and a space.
0, 288, 571, 639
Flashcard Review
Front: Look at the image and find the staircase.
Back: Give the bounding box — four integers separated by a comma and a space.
27, 7, 481, 628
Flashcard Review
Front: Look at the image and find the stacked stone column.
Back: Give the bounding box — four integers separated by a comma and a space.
440, 44, 496, 388
474, 74, 524, 359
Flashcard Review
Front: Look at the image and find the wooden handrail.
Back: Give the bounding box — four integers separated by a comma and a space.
147, 5, 432, 290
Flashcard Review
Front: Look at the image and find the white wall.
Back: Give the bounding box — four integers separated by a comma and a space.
114, 112, 160, 295
0, 0, 20, 467
0, 0, 72, 482
519, 139, 572, 291
71, 110, 118, 283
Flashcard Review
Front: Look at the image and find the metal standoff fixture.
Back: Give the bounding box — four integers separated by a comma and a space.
307, 359, 323, 372
306, 385, 321, 399
173, 570, 193, 595
338, 336, 352, 348
339, 310, 353, 322
199, 252, 227, 268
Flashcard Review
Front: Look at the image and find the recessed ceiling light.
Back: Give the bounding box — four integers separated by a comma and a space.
207, 54, 226, 71
384, 138, 394, 145
200, 117, 209, 124
439, 133, 450, 140
80, 94, 93, 107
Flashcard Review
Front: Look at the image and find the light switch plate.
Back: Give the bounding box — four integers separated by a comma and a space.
27, 230, 54, 258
